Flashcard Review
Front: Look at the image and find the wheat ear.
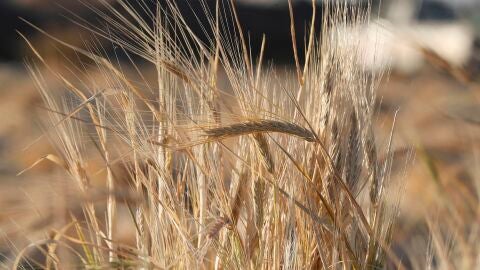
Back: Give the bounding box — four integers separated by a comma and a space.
205, 120, 317, 142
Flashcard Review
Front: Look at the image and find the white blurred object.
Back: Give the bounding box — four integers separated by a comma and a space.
409, 23, 474, 65
339, 21, 475, 73
385, 0, 416, 24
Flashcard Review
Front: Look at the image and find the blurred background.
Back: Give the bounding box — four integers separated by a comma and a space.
1, 0, 480, 268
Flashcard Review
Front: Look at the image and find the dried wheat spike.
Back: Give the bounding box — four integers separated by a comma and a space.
253, 133, 275, 174
205, 120, 317, 142
207, 217, 232, 239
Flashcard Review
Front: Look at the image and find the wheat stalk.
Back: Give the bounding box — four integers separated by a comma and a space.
13, 0, 411, 269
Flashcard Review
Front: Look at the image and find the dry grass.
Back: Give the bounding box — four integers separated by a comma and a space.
4, 0, 478, 269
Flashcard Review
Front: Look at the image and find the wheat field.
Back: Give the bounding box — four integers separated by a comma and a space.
1, 0, 479, 269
